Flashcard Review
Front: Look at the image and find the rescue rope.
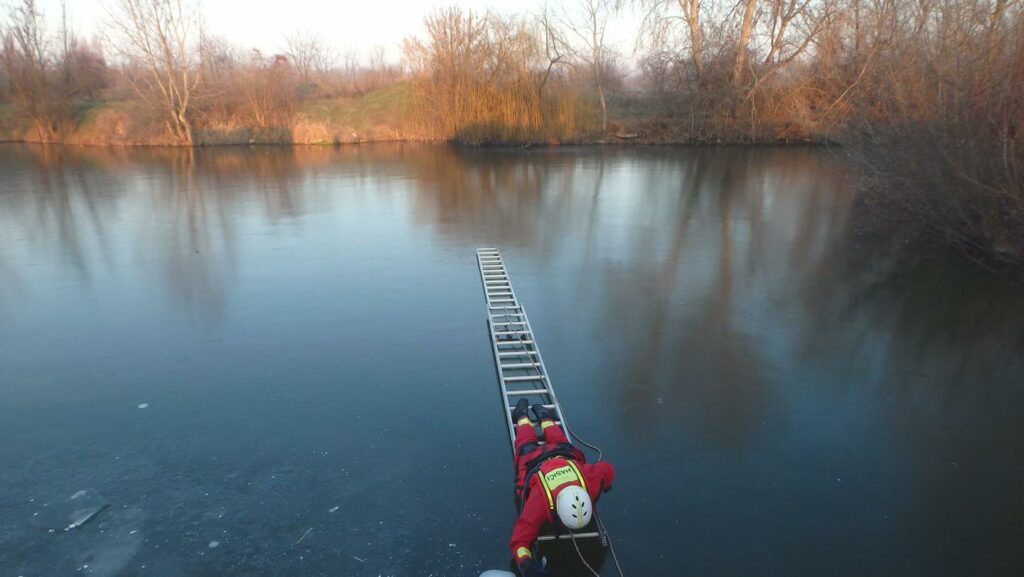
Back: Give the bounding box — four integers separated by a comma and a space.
562, 423, 626, 577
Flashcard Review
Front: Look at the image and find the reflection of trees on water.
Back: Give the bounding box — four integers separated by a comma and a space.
403, 147, 564, 250
3, 144, 1019, 397
154, 149, 233, 325
392, 146, 842, 452
3, 146, 118, 284
0, 248, 21, 323
0, 145, 316, 325
798, 234, 1024, 569
593, 149, 807, 451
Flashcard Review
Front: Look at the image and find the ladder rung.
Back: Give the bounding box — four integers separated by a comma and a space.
498, 351, 537, 357
506, 389, 550, 395
509, 403, 555, 410
492, 321, 527, 326
487, 292, 514, 297
505, 375, 546, 382
494, 331, 528, 336
501, 363, 540, 369
495, 340, 533, 346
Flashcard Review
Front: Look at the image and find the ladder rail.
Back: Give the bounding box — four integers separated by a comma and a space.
475, 248, 578, 448
476, 246, 604, 545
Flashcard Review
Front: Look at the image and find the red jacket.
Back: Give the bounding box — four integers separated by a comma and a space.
509, 457, 615, 564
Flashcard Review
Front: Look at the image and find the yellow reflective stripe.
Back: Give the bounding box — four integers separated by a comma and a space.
516, 547, 532, 560
540, 473, 555, 509
517, 418, 532, 427
567, 461, 587, 493
540, 420, 555, 429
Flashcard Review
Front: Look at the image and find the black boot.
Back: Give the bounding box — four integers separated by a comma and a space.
511, 398, 530, 422
531, 404, 556, 422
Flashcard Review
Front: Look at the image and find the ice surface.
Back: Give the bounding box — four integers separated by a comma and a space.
30, 488, 108, 531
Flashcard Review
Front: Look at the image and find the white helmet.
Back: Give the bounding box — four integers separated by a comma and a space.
555, 485, 592, 530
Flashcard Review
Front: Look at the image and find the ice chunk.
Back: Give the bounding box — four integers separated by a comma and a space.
137, 403, 149, 409
30, 488, 108, 531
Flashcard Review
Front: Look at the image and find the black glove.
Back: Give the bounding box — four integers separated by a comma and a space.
518, 558, 550, 577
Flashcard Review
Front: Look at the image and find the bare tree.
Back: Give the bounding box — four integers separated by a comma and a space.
404, 7, 583, 143
242, 50, 296, 129
283, 32, 335, 84
638, 0, 706, 78
105, 0, 204, 144
0, 0, 67, 140
562, 0, 615, 132
536, 4, 569, 96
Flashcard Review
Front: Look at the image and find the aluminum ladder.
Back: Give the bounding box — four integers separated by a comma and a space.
476, 247, 603, 542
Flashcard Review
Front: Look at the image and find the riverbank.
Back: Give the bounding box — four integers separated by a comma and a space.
0, 83, 824, 148
0, 83, 426, 147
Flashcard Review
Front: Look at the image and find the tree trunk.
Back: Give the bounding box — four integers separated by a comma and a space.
733, 0, 758, 87
598, 82, 607, 132
680, 0, 704, 78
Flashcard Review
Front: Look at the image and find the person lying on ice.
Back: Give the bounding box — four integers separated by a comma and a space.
508, 398, 615, 577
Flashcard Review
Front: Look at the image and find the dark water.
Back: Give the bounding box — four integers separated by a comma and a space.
0, 144, 1021, 577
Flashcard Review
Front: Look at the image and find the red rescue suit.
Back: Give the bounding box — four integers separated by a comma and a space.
509, 420, 615, 565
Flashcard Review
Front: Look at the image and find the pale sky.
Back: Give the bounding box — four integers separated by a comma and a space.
44, 0, 645, 65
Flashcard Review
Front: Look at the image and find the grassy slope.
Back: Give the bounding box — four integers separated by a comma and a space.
292, 81, 424, 144
0, 82, 421, 146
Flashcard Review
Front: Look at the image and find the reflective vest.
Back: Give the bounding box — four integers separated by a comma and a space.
536, 457, 587, 511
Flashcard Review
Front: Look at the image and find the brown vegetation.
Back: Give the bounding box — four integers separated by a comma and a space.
634, 0, 1023, 266
839, 1, 1024, 268
0, 0, 108, 141
403, 8, 593, 144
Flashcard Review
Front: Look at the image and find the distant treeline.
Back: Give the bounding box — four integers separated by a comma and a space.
1, 0, 1021, 267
